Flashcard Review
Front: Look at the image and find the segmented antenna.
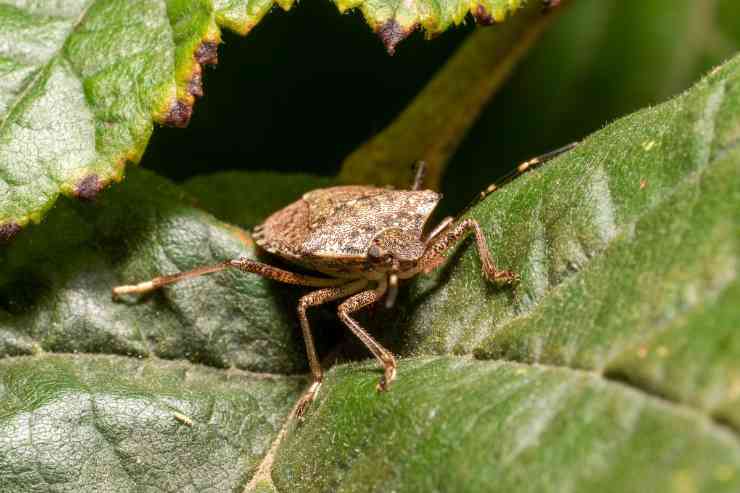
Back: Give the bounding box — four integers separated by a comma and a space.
460, 141, 579, 218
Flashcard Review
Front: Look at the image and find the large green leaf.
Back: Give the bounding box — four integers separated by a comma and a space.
274, 357, 739, 492
0, 354, 304, 491
1, 53, 738, 491
0, 0, 221, 236
396, 57, 739, 425
0, 0, 531, 239
0, 167, 316, 490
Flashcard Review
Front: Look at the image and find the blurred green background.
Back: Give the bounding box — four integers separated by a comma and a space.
142, 0, 739, 212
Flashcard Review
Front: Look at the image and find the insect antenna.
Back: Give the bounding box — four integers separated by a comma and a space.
456, 141, 579, 218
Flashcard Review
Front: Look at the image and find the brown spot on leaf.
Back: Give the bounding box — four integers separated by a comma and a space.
74, 174, 105, 201
376, 20, 416, 56
164, 100, 193, 128
194, 41, 219, 65
188, 72, 203, 98
0, 222, 21, 244
543, 0, 561, 10
473, 5, 494, 25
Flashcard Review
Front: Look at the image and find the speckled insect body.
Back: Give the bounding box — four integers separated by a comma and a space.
253, 186, 440, 278
113, 147, 577, 417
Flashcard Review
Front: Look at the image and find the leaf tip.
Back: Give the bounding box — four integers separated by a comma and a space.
0, 222, 21, 244
74, 174, 106, 201
376, 20, 417, 55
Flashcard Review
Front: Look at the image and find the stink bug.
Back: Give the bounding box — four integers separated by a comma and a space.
113, 143, 576, 416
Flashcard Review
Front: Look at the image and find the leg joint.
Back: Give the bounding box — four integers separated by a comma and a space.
336, 308, 350, 323
298, 293, 322, 313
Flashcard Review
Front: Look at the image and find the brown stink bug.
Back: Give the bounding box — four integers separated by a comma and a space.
113, 144, 576, 416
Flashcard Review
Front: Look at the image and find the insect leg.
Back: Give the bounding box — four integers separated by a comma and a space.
112, 257, 343, 297
295, 279, 368, 418
420, 218, 517, 283
337, 279, 398, 392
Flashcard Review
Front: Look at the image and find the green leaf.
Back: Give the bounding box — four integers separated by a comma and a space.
270, 54, 740, 489
0, 353, 304, 492
274, 357, 740, 492
0, 0, 221, 235
401, 55, 740, 422
0, 0, 531, 239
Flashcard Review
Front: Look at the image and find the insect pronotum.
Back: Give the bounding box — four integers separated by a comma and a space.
113, 142, 577, 417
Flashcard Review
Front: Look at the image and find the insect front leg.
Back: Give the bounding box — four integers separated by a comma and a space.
420, 218, 518, 283
337, 278, 398, 392
112, 257, 342, 297
295, 279, 368, 419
